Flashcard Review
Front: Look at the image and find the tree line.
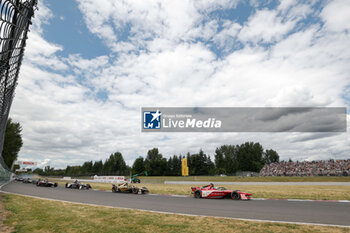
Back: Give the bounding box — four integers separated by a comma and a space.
31, 142, 279, 177
1, 118, 23, 170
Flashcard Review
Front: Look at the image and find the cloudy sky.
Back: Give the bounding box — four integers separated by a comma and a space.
10, 0, 350, 168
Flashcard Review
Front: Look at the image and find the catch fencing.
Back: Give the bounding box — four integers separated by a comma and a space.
0, 0, 37, 185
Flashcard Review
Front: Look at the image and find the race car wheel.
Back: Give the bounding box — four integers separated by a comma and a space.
132, 188, 139, 194
54, 183, 58, 187
65, 183, 68, 188
231, 191, 240, 200
194, 191, 201, 198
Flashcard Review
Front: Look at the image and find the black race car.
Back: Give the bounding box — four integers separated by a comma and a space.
65, 181, 92, 190
36, 179, 58, 187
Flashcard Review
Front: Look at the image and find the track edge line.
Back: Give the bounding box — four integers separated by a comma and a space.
0, 190, 349, 229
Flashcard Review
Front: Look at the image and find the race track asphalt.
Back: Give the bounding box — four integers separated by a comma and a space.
1, 181, 350, 227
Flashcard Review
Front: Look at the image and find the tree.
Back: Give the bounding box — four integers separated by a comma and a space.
13, 164, 20, 172
237, 142, 265, 172
2, 118, 23, 169
206, 155, 215, 175
132, 157, 145, 174
33, 167, 44, 176
188, 149, 213, 175
165, 155, 182, 176
103, 152, 128, 175
82, 161, 93, 175
172, 155, 181, 176
65, 165, 82, 176
27, 143, 278, 177
112, 152, 128, 175
215, 145, 238, 175
144, 148, 167, 176
166, 157, 173, 175
92, 160, 103, 175
214, 147, 226, 174
44, 166, 53, 174
264, 149, 279, 164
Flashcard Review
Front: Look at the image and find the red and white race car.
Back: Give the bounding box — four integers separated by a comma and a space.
191, 183, 252, 200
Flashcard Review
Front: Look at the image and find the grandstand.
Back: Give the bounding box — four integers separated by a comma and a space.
260, 159, 350, 177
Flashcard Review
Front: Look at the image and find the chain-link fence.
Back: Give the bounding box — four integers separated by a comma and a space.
0, 0, 37, 185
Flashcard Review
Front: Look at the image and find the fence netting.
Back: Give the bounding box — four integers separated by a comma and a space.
0, 0, 37, 185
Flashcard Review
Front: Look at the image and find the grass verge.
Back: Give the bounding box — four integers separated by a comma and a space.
2, 193, 350, 233
55, 181, 350, 200
0, 194, 14, 233
139, 176, 350, 183
58, 176, 350, 183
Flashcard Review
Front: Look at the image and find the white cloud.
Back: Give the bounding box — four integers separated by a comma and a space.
238, 9, 296, 43
212, 21, 241, 50
278, 0, 296, 12
24, 33, 67, 70
67, 54, 109, 72
321, 0, 350, 32
76, 0, 238, 53
8, 0, 350, 168
31, 0, 53, 34
23, 0, 67, 71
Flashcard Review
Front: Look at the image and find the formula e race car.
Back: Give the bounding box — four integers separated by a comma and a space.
36, 179, 58, 187
14, 177, 24, 182
65, 181, 92, 190
22, 178, 33, 183
112, 182, 149, 194
191, 183, 252, 200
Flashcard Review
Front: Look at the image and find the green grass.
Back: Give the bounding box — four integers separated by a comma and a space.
137, 176, 350, 183
2, 194, 350, 233
54, 180, 350, 200
52, 176, 350, 183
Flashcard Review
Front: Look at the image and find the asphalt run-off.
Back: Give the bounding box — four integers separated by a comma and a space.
1, 181, 350, 228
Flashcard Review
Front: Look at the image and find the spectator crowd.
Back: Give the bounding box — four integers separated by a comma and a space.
260, 159, 350, 176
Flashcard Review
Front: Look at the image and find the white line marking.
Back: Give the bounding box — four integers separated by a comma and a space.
251, 198, 265, 201
0, 190, 349, 228
287, 199, 313, 202
338, 200, 350, 203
